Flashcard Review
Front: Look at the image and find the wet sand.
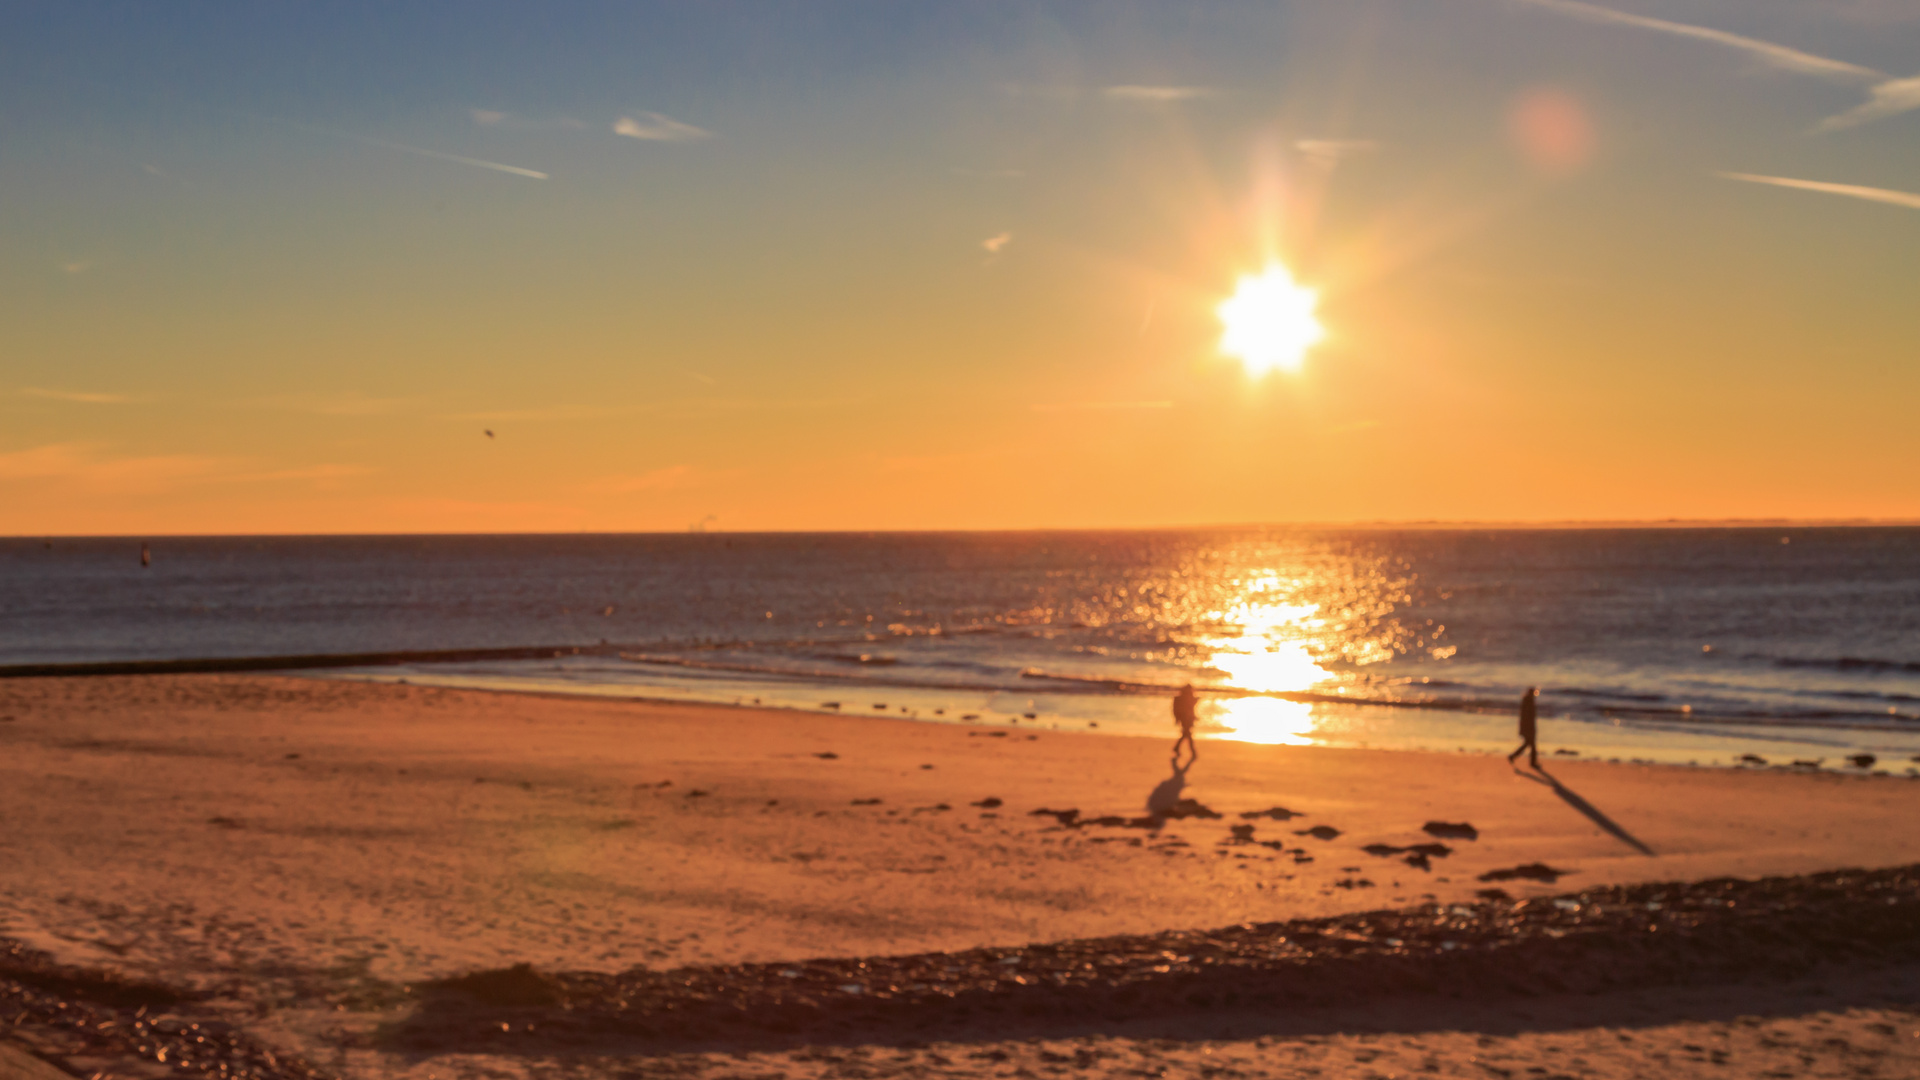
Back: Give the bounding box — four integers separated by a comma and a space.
2, 674, 1918, 1079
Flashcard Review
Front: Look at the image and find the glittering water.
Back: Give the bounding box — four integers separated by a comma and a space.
5, 528, 1919, 766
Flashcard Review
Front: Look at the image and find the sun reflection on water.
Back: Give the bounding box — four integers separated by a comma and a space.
1208, 694, 1318, 745
1197, 577, 1338, 744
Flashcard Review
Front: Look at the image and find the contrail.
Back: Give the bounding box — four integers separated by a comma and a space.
1818, 74, 1920, 131
1505, 0, 1920, 133
238, 110, 551, 180
345, 133, 549, 179
1507, 0, 1882, 83
1720, 172, 1920, 211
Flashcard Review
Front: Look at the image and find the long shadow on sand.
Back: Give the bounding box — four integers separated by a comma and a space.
1144, 757, 1191, 815
1515, 763, 1655, 856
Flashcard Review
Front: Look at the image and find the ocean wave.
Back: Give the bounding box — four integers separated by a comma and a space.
1821, 688, 1920, 703
605, 650, 1920, 729
1549, 687, 1669, 702
1766, 655, 1920, 674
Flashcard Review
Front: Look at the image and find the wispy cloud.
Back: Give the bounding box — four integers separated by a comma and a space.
239, 111, 553, 181
367, 138, 549, 179
0, 443, 225, 491
471, 109, 586, 130
0, 443, 376, 493
1817, 74, 1920, 130
223, 463, 376, 483
301, 123, 550, 179
1030, 401, 1174, 413
17, 387, 132, 404
139, 162, 186, 185
982, 232, 1013, 254
1102, 85, 1218, 103
614, 112, 715, 142
1719, 171, 1920, 210
1506, 0, 1882, 82
1505, 0, 1920, 132
1295, 138, 1382, 168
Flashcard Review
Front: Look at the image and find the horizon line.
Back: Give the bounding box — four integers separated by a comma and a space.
9, 517, 1920, 540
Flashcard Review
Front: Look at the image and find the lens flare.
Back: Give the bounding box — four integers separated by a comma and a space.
1216, 263, 1324, 375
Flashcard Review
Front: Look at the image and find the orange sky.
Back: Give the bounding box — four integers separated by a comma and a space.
5, 2, 1918, 534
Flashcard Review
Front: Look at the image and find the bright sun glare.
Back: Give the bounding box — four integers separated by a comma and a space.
1217, 263, 1324, 375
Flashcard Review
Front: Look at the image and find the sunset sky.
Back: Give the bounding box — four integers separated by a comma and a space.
4, 1, 1918, 534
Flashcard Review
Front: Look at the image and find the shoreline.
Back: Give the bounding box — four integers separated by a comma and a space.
324, 664, 1920, 774
0, 643, 625, 679
8, 648, 1917, 775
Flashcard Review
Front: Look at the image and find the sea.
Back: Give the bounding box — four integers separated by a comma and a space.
5, 528, 1920, 771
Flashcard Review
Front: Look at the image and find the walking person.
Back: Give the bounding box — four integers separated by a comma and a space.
1507, 686, 1540, 769
1172, 683, 1199, 766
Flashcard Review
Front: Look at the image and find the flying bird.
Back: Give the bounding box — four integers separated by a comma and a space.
484, 429, 495, 439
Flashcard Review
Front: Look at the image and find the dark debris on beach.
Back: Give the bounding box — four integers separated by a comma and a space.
7, 865, 1920, 1066
388, 863, 1920, 1050
0, 938, 329, 1080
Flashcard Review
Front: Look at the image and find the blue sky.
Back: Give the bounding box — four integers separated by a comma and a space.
3, 1, 1918, 532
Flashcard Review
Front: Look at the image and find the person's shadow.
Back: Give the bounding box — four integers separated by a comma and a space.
1145, 757, 1193, 817
1516, 761, 1655, 856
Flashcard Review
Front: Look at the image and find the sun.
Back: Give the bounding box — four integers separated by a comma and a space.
1217, 263, 1324, 375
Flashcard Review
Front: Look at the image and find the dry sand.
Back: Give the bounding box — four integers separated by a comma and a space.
2, 674, 1918, 1079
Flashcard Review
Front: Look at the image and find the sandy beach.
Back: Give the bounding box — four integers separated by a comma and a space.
4, 674, 1919, 1079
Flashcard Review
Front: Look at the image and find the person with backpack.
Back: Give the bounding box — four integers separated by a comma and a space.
1172, 683, 1199, 766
